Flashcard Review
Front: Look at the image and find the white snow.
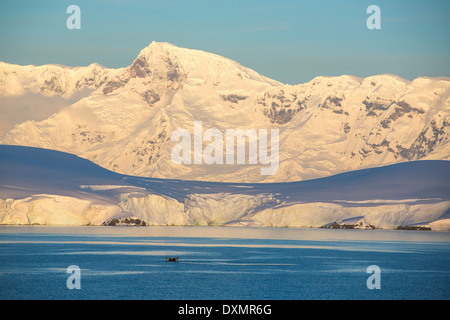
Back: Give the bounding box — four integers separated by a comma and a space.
245, 201, 450, 229
0, 145, 449, 230
118, 193, 187, 226
0, 42, 449, 230
1, 42, 448, 183
0, 194, 121, 226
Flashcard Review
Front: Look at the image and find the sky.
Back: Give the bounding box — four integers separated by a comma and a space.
0, 0, 449, 84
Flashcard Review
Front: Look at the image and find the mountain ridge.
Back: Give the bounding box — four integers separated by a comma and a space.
1, 42, 449, 183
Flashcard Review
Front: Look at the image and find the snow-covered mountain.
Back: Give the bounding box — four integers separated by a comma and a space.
1, 42, 449, 182
1, 145, 449, 230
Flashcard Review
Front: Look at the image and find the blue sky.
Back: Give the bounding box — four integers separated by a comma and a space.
0, 0, 449, 84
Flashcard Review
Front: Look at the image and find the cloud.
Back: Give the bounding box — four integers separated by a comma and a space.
0, 93, 71, 137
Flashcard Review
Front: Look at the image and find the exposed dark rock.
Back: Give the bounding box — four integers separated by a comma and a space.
71, 124, 106, 145
131, 126, 169, 165
130, 57, 152, 78
397, 118, 448, 160
343, 122, 351, 133
321, 221, 376, 229
324, 96, 343, 107
320, 96, 348, 115
40, 76, 64, 95
141, 90, 160, 106
259, 91, 308, 124
321, 217, 376, 229
103, 217, 146, 226
220, 94, 248, 104
395, 225, 431, 231
363, 98, 391, 116
75, 71, 108, 89
163, 56, 183, 83
102, 78, 129, 94
380, 100, 425, 129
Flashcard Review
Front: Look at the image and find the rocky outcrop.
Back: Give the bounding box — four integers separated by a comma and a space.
103, 217, 147, 226
321, 217, 376, 229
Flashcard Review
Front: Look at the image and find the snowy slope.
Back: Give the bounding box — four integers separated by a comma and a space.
0, 60, 113, 98
0, 42, 449, 183
1, 145, 449, 229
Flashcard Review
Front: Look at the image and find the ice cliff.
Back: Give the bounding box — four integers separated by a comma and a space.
0, 145, 449, 230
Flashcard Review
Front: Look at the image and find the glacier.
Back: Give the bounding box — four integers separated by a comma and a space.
1, 145, 449, 230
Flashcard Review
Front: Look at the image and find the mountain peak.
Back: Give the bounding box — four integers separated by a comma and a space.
137, 41, 179, 56
137, 41, 205, 61
149, 40, 178, 48
2, 43, 448, 184
129, 41, 281, 88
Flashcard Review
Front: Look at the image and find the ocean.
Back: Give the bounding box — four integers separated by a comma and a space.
0, 226, 448, 300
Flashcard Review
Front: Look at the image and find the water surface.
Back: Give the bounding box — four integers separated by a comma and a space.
0, 226, 448, 300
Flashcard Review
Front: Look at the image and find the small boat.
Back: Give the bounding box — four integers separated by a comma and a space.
166, 257, 179, 262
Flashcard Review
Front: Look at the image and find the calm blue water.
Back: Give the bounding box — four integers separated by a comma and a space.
0, 226, 449, 300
